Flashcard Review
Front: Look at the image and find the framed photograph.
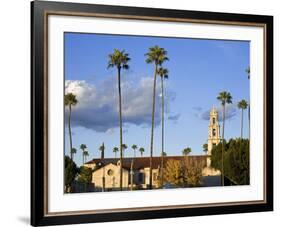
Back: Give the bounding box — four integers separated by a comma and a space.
31, 0, 273, 226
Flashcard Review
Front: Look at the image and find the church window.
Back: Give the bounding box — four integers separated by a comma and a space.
107, 169, 114, 176
212, 117, 216, 124
212, 128, 216, 136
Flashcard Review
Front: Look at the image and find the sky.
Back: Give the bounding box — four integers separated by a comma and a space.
64, 32, 250, 166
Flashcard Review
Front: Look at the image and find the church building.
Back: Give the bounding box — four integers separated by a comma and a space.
83, 106, 221, 190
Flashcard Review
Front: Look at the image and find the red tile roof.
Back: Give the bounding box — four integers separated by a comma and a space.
85, 155, 207, 170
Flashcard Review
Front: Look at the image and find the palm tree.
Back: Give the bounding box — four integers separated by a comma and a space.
245, 67, 250, 139
130, 144, 137, 191
203, 143, 208, 154
113, 147, 119, 158
182, 147, 192, 156
217, 91, 232, 186
65, 93, 78, 160
145, 45, 169, 189
131, 144, 138, 157
83, 150, 89, 163
108, 49, 130, 191
80, 144, 87, 164
139, 147, 145, 157
99, 143, 105, 159
237, 99, 248, 138
157, 67, 169, 187
121, 144, 127, 154
70, 148, 77, 160
245, 67, 250, 79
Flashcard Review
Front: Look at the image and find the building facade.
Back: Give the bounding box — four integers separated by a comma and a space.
84, 156, 207, 191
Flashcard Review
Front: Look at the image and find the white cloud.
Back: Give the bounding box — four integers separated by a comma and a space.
194, 104, 238, 122
65, 76, 177, 132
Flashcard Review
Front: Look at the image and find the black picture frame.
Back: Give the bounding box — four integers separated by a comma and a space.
31, 0, 273, 226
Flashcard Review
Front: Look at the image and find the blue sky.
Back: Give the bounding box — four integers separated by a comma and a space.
64, 32, 250, 166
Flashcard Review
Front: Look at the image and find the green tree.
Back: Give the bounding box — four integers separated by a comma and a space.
71, 147, 77, 160
203, 143, 208, 154
131, 144, 138, 157
77, 166, 93, 192
113, 147, 119, 158
108, 49, 130, 191
83, 150, 89, 163
145, 45, 169, 189
211, 138, 249, 185
139, 147, 145, 157
217, 91, 232, 186
64, 155, 78, 193
65, 93, 78, 160
182, 147, 192, 156
237, 99, 248, 138
80, 144, 87, 164
157, 67, 169, 188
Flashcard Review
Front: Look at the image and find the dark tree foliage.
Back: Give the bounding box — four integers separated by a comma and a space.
77, 166, 93, 184
64, 155, 78, 190
77, 166, 93, 192
211, 138, 249, 185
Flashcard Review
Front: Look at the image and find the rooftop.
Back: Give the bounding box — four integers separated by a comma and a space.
85, 155, 207, 170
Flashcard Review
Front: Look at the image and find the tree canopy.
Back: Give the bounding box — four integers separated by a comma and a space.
211, 138, 249, 185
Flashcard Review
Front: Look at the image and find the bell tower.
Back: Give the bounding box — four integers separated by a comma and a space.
207, 107, 221, 166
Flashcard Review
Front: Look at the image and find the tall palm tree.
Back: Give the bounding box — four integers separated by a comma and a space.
182, 147, 192, 156
245, 67, 250, 139
237, 99, 248, 138
65, 93, 78, 160
108, 49, 130, 191
70, 148, 77, 160
245, 67, 250, 79
217, 91, 232, 186
145, 45, 168, 189
131, 144, 138, 157
139, 147, 145, 157
99, 143, 105, 159
80, 144, 87, 164
157, 67, 169, 187
83, 150, 89, 163
121, 144, 127, 155
130, 144, 137, 191
113, 147, 119, 158
203, 143, 208, 154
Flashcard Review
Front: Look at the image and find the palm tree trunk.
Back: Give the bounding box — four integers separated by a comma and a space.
130, 159, 134, 191
68, 105, 73, 160
221, 105, 225, 186
241, 109, 244, 138
149, 64, 158, 189
160, 77, 164, 188
248, 103, 250, 139
117, 67, 123, 191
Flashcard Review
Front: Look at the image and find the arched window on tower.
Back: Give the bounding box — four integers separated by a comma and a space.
212, 128, 216, 137
212, 117, 216, 124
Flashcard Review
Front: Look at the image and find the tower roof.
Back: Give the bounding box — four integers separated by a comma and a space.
210, 106, 218, 114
